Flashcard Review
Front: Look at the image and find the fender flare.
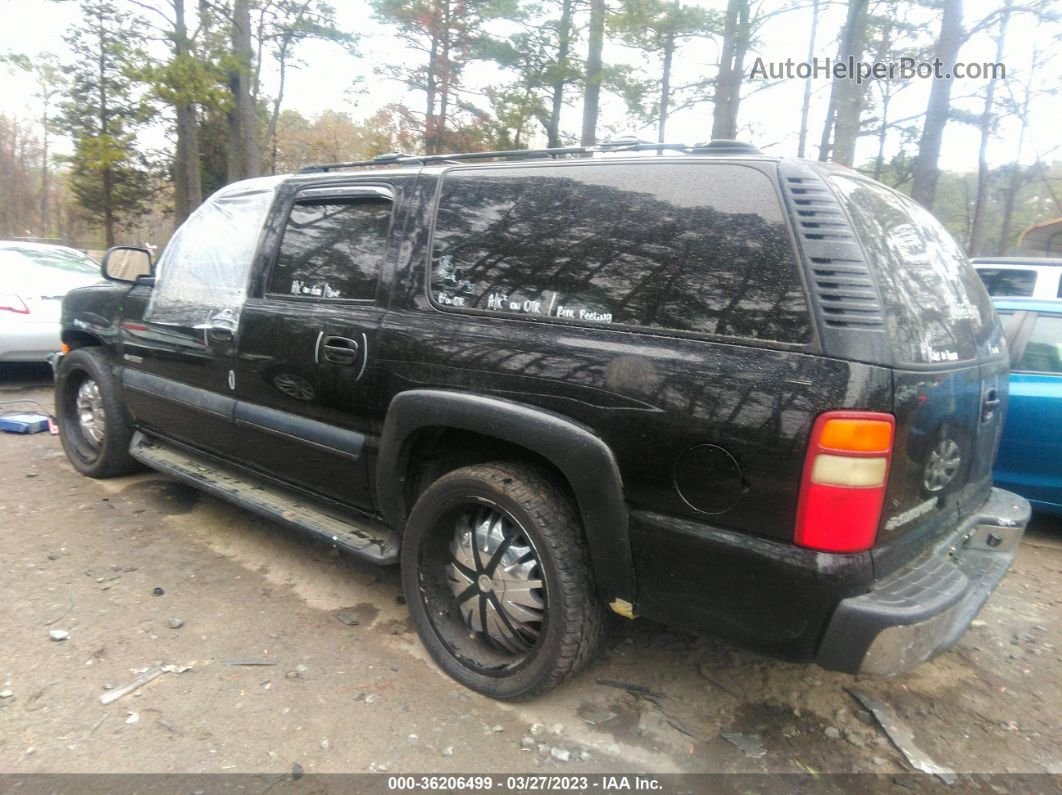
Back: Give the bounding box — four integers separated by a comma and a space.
377, 389, 634, 606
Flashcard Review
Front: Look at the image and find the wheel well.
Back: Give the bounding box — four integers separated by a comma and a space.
62, 330, 101, 350
399, 427, 578, 523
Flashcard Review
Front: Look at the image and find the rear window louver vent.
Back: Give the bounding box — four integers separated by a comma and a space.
782, 170, 885, 330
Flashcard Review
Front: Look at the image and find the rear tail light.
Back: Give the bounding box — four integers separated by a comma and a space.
0, 294, 30, 314
795, 411, 895, 553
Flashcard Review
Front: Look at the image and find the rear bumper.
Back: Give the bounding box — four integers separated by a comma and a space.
816, 487, 1030, 675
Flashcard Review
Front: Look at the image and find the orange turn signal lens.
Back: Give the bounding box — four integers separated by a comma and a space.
60, 343, 71, 354
818, 418, 893, 453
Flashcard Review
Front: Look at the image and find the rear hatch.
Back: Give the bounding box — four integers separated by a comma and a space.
827, 174, 1006, 576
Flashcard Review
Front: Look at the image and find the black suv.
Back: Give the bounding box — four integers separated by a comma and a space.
54, 141, 1030, 699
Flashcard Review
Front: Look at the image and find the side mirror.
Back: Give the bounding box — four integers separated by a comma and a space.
102, 246, 154, 284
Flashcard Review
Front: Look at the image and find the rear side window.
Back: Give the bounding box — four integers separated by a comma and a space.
269, 198, 392, 301
976, 268, 1036, 297
1017, 315, 1062, 373
830, 176, 995, 365
430, 162, 811, 343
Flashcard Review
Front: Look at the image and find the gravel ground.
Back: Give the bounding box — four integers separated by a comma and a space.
2, 364, 1061, 789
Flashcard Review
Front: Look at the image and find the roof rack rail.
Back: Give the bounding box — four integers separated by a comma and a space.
297, 139, 761, 173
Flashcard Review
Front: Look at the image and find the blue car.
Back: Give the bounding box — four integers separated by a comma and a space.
993, 298, 1062, 515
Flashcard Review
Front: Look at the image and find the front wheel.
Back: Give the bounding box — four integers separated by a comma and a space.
401, 462, 606, 699
55, 348, 140, 478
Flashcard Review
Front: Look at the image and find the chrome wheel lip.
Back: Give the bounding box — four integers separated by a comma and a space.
75, 379, 106, 447
924, 437, 961, 492
446, 503, 545, 657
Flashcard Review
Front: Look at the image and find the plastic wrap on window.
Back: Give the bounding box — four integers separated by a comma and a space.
146, 176, 284, 328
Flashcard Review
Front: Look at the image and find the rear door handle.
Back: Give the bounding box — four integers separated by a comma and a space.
982, 388, 1000, 422
321, 335, 359, 366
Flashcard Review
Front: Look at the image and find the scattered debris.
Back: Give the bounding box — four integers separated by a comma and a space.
550, 747, 571, 763
594, 677, 665, 699
167, 618, 184, 630
333, 610, 361, 626
848, 688, 956, 785
722, 731, 767, 759
824, 726, 842, 740
520, 736, 535, 750
223, 658, 278, 666
126, 712, 140, 725
320, 739, 330, 751
0, 689, 14, 707
697, 664, 745, 700
577, 704, 618, 726
152, 587, 165, 596
48, 629, 69, 642
42, 597, 73, 627
530, 723, 546, 736
100, 664, 192, 705
441, 746, 454, 757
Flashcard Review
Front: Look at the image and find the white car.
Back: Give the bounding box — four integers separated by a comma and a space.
1, 241, 102, 362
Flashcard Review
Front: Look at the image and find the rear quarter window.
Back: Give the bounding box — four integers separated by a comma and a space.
430, 161, 812, 343
830, 175, 996, 365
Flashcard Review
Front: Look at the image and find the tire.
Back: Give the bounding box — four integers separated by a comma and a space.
55, 347, 140, 478
401, 461, 606, 699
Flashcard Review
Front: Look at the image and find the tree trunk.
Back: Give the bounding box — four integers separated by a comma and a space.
911, 0, 963, 210
547, 0, 574, 148
173, 0, 202, 223
797, 0, 820, 158
228, 0, 259, 182
267, 38, 291, 175
998, 49, 1034, 255
425, 25, 440, 154
658, 35, 675, 143
711, 0, 749, 141
969, 1, 1010, 255
580, 0, 605, 146
438, 0, 452, 153
830, 0, 870, 166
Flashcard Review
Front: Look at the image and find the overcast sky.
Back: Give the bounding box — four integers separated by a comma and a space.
1, 0, 1058, 173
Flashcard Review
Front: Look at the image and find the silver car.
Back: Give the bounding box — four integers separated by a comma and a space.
1, 241, 102, 362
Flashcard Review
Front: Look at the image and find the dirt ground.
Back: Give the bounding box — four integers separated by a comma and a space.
2, 363, 1062, 786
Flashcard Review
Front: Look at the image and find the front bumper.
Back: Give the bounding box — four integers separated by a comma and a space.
816, 487, 1030, 675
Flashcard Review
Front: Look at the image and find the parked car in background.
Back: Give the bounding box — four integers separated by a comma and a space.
993, 298, 1062, 516
1, 241, 101, 363
974, 257, 1062, 300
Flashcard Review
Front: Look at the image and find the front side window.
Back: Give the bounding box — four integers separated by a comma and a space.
430, 162, 811, 343
148, 176, 282, 327
269, 198, 392, 301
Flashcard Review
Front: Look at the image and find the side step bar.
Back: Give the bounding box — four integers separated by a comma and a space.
129, 432, 399, 564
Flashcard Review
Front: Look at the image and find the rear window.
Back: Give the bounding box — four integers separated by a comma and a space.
430, 162, 811, 343
830, 176, 995, 365
976, 267, 1036, 297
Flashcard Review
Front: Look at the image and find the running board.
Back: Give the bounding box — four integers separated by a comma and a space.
129, 432, 399, 564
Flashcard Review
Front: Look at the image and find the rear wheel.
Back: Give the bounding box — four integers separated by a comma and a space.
401, 462, 606, 699
56, 348, 139, 478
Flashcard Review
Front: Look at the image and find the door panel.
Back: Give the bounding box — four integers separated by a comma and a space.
118, 285, 240, 456
234, 300, 382, 508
